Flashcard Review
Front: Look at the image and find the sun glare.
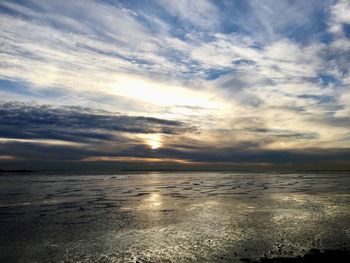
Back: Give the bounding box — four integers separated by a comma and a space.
110, 74, 224, 109
145, 134, 162, 149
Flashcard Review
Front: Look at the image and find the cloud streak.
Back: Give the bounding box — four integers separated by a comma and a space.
0, 0, 349, 170
0, 102, 195, 142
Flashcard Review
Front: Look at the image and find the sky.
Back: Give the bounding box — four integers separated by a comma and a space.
0, 0, 350, 172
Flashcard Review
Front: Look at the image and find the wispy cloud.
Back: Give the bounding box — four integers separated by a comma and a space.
156, 0, 220, 30
0, 0, 349, 170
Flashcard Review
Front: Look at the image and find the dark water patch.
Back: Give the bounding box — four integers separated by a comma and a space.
93, 202, 119, 209
39, 203, 57, 208
57, 202, 80, 209
0, 211, 26, 218
61, 179, 81, 183
2, 192, 26, 197
37, 209, 52, 214
167, 193, 188, 198
159, 209, 176, 213
241, 248, 350, 263
135, 192, 151, 196
89, 188, 104, 192
56, 221, 91, 226
201, 189, 216, 193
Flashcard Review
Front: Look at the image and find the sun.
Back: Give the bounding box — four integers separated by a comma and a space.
146, 134, 162, 149
149, 140, 161, 150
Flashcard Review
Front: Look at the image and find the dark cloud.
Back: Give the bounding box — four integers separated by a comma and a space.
0, 140, 94, 161
308, 115, 350, 129
0, 102, 349, 172
246, 128, 319, 140
0, 101, 196, 142
146, 146, 350, 164
1, 139, 350, 173
2, 136, 348, 165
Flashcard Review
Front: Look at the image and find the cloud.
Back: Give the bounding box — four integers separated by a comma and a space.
0, 102, 196, 143
241, 128, 319, 140
0, 1, 190, 89
156, 0, 219, 30
0, 0, 350, 170
1, 128, 349, 169
329, 0, 350, 34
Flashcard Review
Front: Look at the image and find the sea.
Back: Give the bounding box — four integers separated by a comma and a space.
1, 172, 350, 262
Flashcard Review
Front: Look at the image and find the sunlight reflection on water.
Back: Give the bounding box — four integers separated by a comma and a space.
0, 172, 350, 262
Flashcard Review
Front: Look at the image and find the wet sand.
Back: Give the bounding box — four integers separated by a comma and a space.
0, 172, 350, 262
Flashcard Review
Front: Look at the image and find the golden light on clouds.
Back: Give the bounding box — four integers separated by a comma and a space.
0, 155, 16, 160
82, 156, 195, 164
110, 74, 225, 109
0, 138, 83, 146
144, 134, 162, 149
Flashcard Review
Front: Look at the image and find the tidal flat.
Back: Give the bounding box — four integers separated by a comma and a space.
0, 172, 350, 262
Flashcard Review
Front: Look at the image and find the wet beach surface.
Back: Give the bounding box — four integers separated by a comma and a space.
0, 172, 350, 262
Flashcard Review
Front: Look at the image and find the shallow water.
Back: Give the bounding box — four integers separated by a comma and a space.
0, 172, 350, 262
